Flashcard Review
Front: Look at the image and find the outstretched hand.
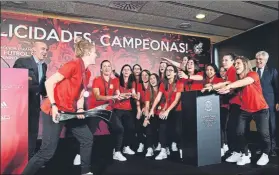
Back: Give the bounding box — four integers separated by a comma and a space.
216, 86, 230, 94
201, 86, 213, 93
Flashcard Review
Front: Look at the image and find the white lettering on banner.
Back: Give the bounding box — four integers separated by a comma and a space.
1, 24, 92, 43
100, 35, 110, 46
1, 102, 8, 108
135, 38, 142, 49
61, 30, 72, 42
1, 24, 192, 53
14, 25, 27, 38
46, 29, 60, 41
34, 26, 47, 40
1, 115, 11, 121
0, 84, 23, 91
100, 34, 189, 53
83, 33, 92, 43
123, 37, 133, 48
3, 50, 28, 57
142, 39, 149, 50
111, 36, 122, 47
150, 40, 160, 50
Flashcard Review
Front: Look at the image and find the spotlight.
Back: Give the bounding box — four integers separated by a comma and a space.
196, 13, 206, 19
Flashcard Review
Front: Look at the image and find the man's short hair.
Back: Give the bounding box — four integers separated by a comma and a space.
256, 51, 269, 61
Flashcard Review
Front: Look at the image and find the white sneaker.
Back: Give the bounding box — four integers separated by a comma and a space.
171, 142, 178, 151
123, 146, 135, 155
221, 148, 225, 157
73, 154, 81, 165
166, 147, 170, 155
179, 149, 183, 159
155, 149, 167, 160
113, 151, 127, 161
145, 147, 154, 157
155, 143, 161, 151
223, 144, 229, 152
83, 172, 93, 175
137, 143, 144, 153
225, 152, 242, 163
237, 154, 251, 165
256, 153, 269, 166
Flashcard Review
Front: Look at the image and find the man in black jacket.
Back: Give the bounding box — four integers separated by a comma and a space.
255, 51, 279, 157
13, 41, 48, 160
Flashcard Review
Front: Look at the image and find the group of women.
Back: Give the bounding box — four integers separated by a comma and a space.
85, 52, 270, 167
22, 38, 271, 175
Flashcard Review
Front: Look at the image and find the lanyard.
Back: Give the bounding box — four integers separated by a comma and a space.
79, 59, 89, 98
101, 76, 111, 96
79, 59, 87, 91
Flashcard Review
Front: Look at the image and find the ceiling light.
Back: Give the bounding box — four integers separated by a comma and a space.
11, 1, 26, 4
196, 13, 206, 19
178, 22, 191, 29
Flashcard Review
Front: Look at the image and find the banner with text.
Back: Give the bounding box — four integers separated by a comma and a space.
1, 10, 211, 137
1, 68, 28, 175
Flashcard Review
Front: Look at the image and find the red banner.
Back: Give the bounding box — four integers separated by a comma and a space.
1, 68, 28, 175
1, 10, 211, 137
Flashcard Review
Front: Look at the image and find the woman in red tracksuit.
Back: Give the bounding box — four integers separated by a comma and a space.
148, 65, 184, 160
217, 56, 270, 166
204, 63, 229, 157
135, 69, 151, 153
143, 73, 164, 157
113, 64, 139, 157
153, 60, 168, 150
203, 53, 242, 162
87, 60, 127, 162
179, 58, 204, 91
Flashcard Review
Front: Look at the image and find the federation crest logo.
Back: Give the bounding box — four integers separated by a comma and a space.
194, 42, 203, 55
204, 100, 212, 111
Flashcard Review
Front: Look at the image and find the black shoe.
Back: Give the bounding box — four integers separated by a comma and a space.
270, 151, 277, 157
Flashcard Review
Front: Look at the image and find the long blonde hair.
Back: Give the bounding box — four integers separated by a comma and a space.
235, 56, 252, 79
74, 37, 95, 58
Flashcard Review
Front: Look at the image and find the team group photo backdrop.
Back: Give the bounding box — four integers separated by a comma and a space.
1, 10, 211, 174
1, 10, 211, 135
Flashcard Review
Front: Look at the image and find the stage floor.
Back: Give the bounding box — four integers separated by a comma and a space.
34, 136, 278, 175
102, 155, 278, 175
37, 153, 278, 175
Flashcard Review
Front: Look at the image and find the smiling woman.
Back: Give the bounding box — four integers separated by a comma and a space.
217, 56, 271, 166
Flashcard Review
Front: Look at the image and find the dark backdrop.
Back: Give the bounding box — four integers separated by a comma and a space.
213, 20, 278, 70
213, 19, 279, 145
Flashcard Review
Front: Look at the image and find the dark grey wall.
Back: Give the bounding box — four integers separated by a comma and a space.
214, 20, 278, 70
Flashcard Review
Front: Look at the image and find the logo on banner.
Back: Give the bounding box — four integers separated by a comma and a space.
1, 102, 8, 108
194, 42, 203, 55
1, 115, 11, 121
1, 84, 23, 91
204, 100, 212, 111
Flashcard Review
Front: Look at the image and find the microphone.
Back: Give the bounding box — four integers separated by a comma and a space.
1, 57, 10, 68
